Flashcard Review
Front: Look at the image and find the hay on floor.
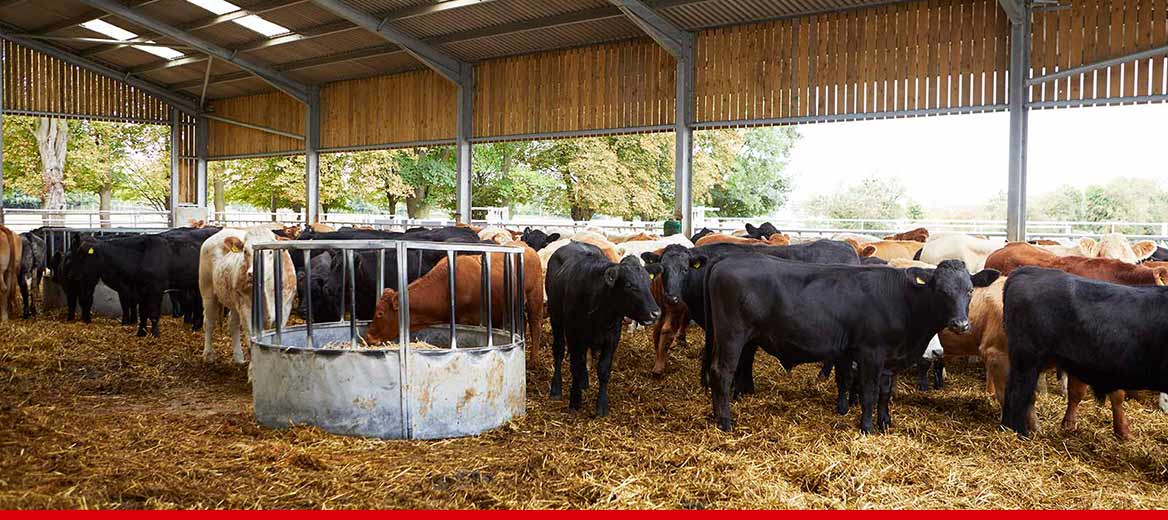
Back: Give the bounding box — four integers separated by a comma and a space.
1, 311, 1166, 509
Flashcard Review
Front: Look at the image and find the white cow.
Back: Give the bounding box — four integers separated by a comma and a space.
1033, 234, 1157, 263
478, 226, 515, 245
199, 226, 296, 364
918, 232, 1005, 274
831, 232, 882, 244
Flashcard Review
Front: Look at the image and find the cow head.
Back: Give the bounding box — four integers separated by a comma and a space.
1079, 234, 1159, 263
604, 256, 660, 325
764, 233, 792, 246
1153, 266, 1168, 286
520, 227, 559, 251
65, 237, 103, 284
641, 244, 690, 305
365, 288, 401, 345
906, 259, 1000, 334
690, 228, 714, 244
745, 222, 781, 239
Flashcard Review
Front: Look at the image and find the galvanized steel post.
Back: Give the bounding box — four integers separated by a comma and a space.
1004, 0, 1030, 242
169, 107, 180, 227
456, 74, 474, 225
305, 88, 321, 224
195, 115, 208, 209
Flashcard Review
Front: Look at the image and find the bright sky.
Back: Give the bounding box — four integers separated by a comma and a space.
784, 103, 1168, 213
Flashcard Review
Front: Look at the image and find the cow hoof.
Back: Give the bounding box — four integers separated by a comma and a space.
596, 407, 609, 418
1060, 418, 1078, 432
716, 418, 733, 432
835, 401, 849, 416
877, 418, 892, 432
136, 329, 147, 337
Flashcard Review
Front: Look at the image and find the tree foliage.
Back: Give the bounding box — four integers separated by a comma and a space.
804, 175, 917, 223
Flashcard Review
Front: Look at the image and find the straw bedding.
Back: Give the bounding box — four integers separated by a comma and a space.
1, 312, 1167, 509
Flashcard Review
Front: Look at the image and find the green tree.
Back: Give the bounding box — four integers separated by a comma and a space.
2, 116, 42, 202
706, 127, 798, 217
805, 174, 911, 223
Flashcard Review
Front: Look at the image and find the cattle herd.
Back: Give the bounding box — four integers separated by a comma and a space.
1, 220, 1167, 442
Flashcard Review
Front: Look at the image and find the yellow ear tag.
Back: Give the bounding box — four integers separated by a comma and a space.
649, 272, 656, 280
87, 248, 94, 255
915, 276, 926, 285
691, 261, 702, 269
232, 246, 241, 253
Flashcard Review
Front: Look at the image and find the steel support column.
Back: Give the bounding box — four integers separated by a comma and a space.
195, 115, 208, 209
675, 54, 694, 238
456, 76, 473, 224
0, 36, 5, 225
169, 107, 180, 226
305, 88, 321, 224
1005, 1, 1030, 242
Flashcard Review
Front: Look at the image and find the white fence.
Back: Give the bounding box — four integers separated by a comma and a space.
4, 207, 1166, 242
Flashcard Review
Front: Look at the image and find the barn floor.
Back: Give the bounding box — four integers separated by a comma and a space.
2, 312, 1167, 509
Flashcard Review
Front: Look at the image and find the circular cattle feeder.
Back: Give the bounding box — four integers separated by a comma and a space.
249, 240, 527, 440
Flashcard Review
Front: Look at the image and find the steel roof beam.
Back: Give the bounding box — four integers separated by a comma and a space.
129, 0, 495, 76
997, 0, 1025, 24
308, 0, 469, 84
79, 0, 310, 103
0, 25, 200, 115
81, 0, 309, 58
608, 0, 692, 58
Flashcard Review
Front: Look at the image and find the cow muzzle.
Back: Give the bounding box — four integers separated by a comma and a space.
638, 310, 661, 326
665, 295, 681, 305
947, 319, 971, 334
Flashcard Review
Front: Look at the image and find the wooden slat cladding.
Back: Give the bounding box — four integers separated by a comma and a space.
321, 70, 456, 150
175, 112, 199, 205
2, 40, 169, 124
474, 40, 676, 138
207, 91, 305, 158
1031, 0, 1168, 106
695, 0, 1009, 125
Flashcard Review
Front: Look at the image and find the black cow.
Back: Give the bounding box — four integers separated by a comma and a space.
546, 242, 661, 417
690, 228, 715, 244
644, 240, 861, 393
704, 256, 997, 433
861, 256, 889, 265
18, 232, 47, 318
744, 222, 781, 239
519, 227, 560, 251
1151, 246, 1168, 261
67, 235, 171, 337
158, 226, 220, 327
1001, 267, 1168, 438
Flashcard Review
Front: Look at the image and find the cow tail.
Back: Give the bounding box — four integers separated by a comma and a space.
700, 261, 717, 390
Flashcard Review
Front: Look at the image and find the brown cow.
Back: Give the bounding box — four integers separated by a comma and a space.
611, 231, 660, 244
0, 225, 21, 321
648, 273, 688, 377
985, 241, 1168, 440
694, 232, 791, 247
883, 227, 929, 242
365, 241, 545, 352
856, 240, 925, 261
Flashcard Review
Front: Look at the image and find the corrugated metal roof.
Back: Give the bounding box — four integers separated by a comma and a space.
0, 0, 907, 101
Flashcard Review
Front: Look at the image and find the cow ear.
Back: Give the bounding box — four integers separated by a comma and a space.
906, 267, 933, 287
745, 223, 758, 234
645, 263, 663, 280
604, 265, 620, 287
547, 233, 561, 242
970, 269, 1001, 288
523, 227, 532, 233
1131, 240, 1157, 260
1078, 237, 1100, 257
641, 251, 662, 264
1154, 267, 1168, 286
860, 245, 877, 257
689, 252, 708, 269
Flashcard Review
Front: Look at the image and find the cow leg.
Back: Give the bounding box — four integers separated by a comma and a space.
66, 289, 77, 321
525, 294, 543, 358
818, 361, 833, 381
710, 333, 744, 432
170, 293, 184, 318
567, 345, 587, 412
933, 359, 945, 390
136, 302, 149, 337
733, 345, 756, 398
595, 333, 618, 417
119, 293, 134, 325
1002, 360, 1041, 438
877, 369, 895, 431
202, 296, 221, 362
549, 323, 566, 399
231, 307, 251, 365
856, 355, 882, 434
985, 349, 1008, 405
1160, 393, 1168, 414
190, 292, 205, 331
1060, 376, 1088, 433
1108, 390, 1132, 441
915, 360, 931, 391
652, 307, 687, 378
79, 288, 94, 324
834, 357, 853, 415
18, 272, 31, 319
146, 293, 162, 337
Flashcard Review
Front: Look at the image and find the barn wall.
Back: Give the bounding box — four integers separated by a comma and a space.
473, 39, 677, 138
320, 69, 457, 150
206, 91, 305, 158
2, 40, 170, 124
1030, 0, 1168, 108
175, 112, 198, 205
